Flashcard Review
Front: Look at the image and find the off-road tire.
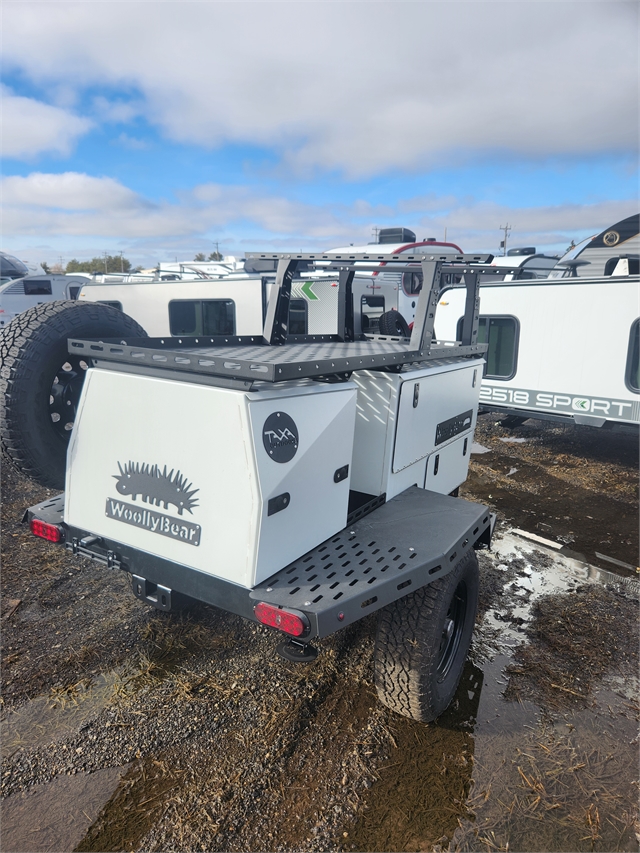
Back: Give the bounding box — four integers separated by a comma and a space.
378, 309, 411, 338
374, 548, 479, 722
0, 301, 147, 489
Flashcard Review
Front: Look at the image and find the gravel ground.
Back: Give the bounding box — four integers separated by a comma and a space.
1, 414, 638, 852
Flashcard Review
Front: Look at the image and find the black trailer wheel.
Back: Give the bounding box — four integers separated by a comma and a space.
374, 548, 479, 722
0, 301, 147, 489
378, 309, 411, 338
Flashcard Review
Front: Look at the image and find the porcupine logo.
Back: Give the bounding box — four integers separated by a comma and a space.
113, 462, 199, 516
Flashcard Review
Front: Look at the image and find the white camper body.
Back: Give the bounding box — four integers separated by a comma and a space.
434, 274, 640, 428
0, 275, 88, 327
76, 236, 465, 338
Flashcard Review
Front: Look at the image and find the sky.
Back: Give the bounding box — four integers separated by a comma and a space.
1, 0, 638, 269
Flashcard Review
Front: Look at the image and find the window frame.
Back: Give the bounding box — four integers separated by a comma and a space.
288, 298, 308, 336
168, 299, 236, 337
23, 279, 52, 295
457, 313, 520, 380
361, 294, 386, 333
625, 318, 640, 394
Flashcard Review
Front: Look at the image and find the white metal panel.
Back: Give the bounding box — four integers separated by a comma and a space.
79, 278, 265, 337
393, 364, 480, 472
351, 360, 481, 501
424, 435, 471, 495
65, 369, 356, 589
246, 382, 357, 583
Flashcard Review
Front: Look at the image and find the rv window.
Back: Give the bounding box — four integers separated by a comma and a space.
626, 320, 640, 393
23, 279, 52, 295
98, 300, 123, 311
202, 300, 235, 335
402, 271, 423, 295
169, 301, 197, 335
68, 287, 81, 300
605, 257, 640, 276
169, 300, 236, 336
289, 299, 308, 335
361, 295, 385, 333
458, 315, 519, 379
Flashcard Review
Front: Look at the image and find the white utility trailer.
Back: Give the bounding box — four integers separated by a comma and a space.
3, 251, 496, 723
434, 272, 640, 428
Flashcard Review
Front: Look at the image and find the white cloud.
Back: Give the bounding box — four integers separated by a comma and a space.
2, 2, 637, 175
2, 171, 635, 262
1, 87, 93, 159
2, 172, 148, 211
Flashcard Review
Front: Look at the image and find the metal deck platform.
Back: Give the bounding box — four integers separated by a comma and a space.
250, 488, 492, 636
26, 488, 492, 640
69, 336, 486, 385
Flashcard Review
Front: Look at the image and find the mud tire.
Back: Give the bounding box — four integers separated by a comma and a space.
374, 548, 479, 722
378, 309, 411, 338
0, 301, 147, 489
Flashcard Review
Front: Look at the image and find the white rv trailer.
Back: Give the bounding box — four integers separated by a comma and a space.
548, 213, 639, 279
75, 228, 467, 337
0, 274, 89, 328
434, 272, 640, 429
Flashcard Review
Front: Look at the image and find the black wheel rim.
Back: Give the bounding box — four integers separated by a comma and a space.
49, 357, 89, 439
436, 581, 468, 682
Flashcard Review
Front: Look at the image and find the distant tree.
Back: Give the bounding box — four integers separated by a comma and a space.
41, 261, 51, 274
193, 253, 207, 262
208, 251, 222, 261
66, 255, 132, 274
50, 262, 65, 274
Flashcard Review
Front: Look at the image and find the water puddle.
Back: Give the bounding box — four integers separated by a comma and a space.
471, 442, 492, 454
346, 531, 640, 852
499, 436, 529, 443
0, 766, 128, 852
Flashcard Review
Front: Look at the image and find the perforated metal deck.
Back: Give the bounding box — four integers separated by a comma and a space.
28, 487, 492, 640
250, 487, 492, 637
68, 337, 486, 385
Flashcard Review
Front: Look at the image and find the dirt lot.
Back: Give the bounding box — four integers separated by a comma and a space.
1, 414, 638, 853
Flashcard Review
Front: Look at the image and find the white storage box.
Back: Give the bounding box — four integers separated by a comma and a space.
65, 369, 357, 588
350, 359, 482, 500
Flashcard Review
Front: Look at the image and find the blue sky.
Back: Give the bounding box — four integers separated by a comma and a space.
2, 1, 638, 269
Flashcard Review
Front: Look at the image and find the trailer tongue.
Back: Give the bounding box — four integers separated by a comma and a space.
23, 252, 496, 722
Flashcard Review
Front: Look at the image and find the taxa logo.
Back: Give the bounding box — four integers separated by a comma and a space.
263, 411, 299, 463
106, 461, 201, 546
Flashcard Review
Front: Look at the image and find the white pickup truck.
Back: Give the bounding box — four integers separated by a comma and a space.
1, 251, 495, 722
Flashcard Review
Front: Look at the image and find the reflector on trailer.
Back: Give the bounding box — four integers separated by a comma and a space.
30, 518, 64, 543
254, 602, 308, 637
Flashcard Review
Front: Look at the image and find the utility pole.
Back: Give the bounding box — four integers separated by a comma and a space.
444, 227, 447, 243
119, 251, 124, 273
372, 226, 379, 243
499, 223, 511, 256
104, 252, 108, 273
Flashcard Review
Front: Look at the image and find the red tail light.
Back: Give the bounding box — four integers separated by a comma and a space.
30, 519, 64, 543
254, 602, 308, 637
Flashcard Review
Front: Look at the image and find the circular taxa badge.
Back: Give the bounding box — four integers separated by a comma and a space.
603, 230, 620, 247
262, 412, 299, 463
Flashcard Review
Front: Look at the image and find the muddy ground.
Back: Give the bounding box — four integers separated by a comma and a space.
1, 414, 638, 853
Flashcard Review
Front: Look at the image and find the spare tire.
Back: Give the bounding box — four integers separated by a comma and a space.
378, 309, 411, 338
0, 301, 147, 489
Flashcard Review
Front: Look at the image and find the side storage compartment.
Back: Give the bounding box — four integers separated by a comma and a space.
65, 368, 356, 588
350, 359, 483, 501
